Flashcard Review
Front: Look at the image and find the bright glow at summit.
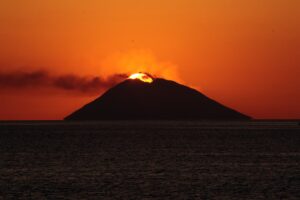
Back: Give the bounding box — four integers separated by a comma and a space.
128, 73, 153, 83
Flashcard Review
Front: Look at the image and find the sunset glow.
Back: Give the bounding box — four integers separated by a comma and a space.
129, 73, 153, 83
0, 0, 299, 119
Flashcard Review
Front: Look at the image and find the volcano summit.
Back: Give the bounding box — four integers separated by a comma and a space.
65, 75, 251, 120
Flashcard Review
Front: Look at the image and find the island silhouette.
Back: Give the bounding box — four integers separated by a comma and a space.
65, 77, 251, 120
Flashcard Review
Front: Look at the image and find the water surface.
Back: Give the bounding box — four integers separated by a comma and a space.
0, 121, 299, 199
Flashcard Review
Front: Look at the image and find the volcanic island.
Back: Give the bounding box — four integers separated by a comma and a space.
65, 73, 251, 120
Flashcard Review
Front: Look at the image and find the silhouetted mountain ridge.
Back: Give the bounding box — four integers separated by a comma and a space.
65, 78, 251, 120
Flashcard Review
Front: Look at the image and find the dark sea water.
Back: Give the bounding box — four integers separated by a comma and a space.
0, 121, 299, 199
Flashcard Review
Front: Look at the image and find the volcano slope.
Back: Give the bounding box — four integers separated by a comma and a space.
65, 78, 251, 120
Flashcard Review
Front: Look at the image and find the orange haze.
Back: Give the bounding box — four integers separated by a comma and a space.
0, 0, 299, 120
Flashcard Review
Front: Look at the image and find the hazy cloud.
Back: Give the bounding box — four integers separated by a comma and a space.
0, 70, 128, 95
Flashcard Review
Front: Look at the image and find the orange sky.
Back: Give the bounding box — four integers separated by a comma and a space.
0, 0, 299, 120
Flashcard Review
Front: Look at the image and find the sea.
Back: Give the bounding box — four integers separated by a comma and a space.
0, 121, 299, 199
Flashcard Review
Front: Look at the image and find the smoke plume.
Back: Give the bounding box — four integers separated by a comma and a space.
0, 70, 128, 95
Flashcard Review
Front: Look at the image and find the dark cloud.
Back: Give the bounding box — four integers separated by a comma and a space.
0, 70, 128, 95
